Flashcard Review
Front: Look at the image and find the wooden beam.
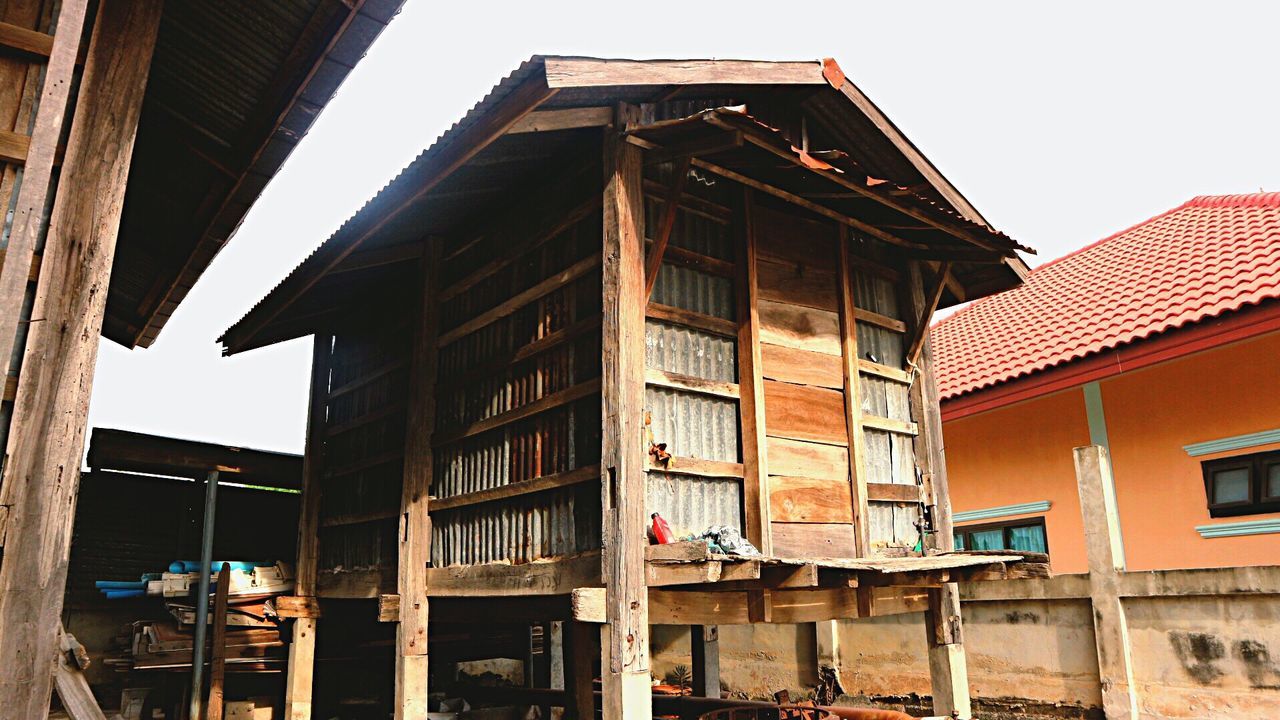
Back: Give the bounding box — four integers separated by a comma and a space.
378, 594, 401, 622
0, 0, 88, 383
396, 239, 439, 720
0, 2, 159, 716
646, 302, 737, 337
860, 415, 918, 436
1075, 445, 1140, 719
0, 20, 54, 57
222, 71, 559, 353
428, 464, 600, 512
506, 106, 612, 134
437, 254, 600, 347
284, 333, 331, 720
643, 131, 743, 166
544, 58, 825, 88
53, 629, 107, 720
599, 104, 652, 720
432, 378, 601, 446
331, 243, 424, 275
826, 60, 990, 226
658, 244, 734, 277
275, 596, 322, 619
725, 125, 1006, 253
426, 553, 602, 597
866, 482, 921, 503
644, 367, 739, 400
647, 456, 743, 479
837, 229, 871, 558
643, 156, 690, 299
0, 129, 29, 164
735, 188, 772, 555
906, 261, 950, 366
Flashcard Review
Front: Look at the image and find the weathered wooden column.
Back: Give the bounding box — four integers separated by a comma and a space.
396, 238, 440, 719
284, 334, 333, 720
599, 104, 652, 720
907, 262, 972, 719
0, 1, 162, 716
1074, 445, 1139, 719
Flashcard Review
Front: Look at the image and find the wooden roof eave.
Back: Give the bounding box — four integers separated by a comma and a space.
218, 66, 560, 356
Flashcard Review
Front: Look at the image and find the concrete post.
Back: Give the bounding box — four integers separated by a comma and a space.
1074, 445, 1139, 719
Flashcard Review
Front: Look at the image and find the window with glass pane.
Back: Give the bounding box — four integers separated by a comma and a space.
1211, 468, 1250, 504
1201, 450, 1280, 517
954, 518, 1048, 556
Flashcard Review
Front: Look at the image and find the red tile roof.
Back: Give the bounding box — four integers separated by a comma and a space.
934, 192, 1280, 400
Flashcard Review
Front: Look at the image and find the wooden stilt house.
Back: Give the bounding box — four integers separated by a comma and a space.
220, 56, 1047, 719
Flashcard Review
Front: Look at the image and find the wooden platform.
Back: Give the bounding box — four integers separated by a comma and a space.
402, 543, 1051, 626
644, 542, 1049, 591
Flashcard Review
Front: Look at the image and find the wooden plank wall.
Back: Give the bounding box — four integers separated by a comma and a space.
751, 204, 860, 557
429, 184, 604, 567
749, 201, 923, 558
315, 325, 411, 597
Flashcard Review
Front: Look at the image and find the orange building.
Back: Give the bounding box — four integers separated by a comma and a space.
933, 193, 1280, 573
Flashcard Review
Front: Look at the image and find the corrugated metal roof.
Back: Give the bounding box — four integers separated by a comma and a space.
934, 192, 1280, 400
106, 0, 405, 348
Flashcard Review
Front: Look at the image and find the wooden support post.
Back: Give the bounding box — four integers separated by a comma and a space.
690, 625, 720, 698
563, 622, 598, 720
0, 1, 162, 716
735, 188, 771, 554
207, 564, 231, 720
600, 104, 652, 720
837, 228, 871, 558
1074, 445, 1138, 720
906, 262, 971, 719
0, 0, 88, 381
285, 333, 332, 720
397, 238, 440, 719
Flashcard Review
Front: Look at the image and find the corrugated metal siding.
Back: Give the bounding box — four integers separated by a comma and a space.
644, 194, 734, 260
431, 484, 598, 566
645, 321, 737, 382
645, 387, 738, 462
642, 181, 744, 536
651, 264, 735, 320
646, 471, 742, 536
852, 264, 921, 555
432, 208, 602, 567
318, 327, 409, 574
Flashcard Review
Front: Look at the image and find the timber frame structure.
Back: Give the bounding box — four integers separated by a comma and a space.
0, 1, 402, 717
221, 56, 1047, 719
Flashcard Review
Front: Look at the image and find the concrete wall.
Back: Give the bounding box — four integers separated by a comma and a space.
651, 571, 1280, 719
944, 331, 1280, 573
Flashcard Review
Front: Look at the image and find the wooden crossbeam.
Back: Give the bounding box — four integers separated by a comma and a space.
0, 20, 53, 57
906, 261, 951, 366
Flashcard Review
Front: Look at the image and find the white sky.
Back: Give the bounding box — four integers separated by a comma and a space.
86, 0, 1280, 456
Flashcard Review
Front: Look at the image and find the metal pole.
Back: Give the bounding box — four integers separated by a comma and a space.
188, 470, 220, 720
